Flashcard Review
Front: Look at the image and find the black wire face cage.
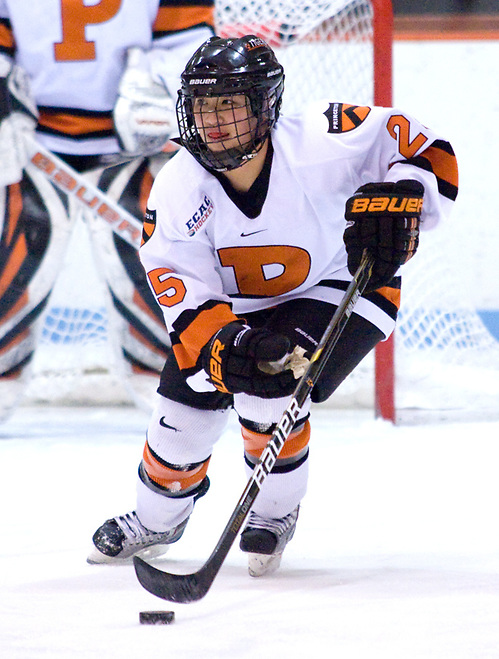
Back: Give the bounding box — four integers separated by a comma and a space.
176, 82, 283, 172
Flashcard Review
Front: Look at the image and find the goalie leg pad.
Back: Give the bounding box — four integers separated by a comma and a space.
1, 170, 73, 417
82, 156, 173, 410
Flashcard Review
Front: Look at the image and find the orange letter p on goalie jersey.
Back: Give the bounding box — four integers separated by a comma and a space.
54, 0, 123, 62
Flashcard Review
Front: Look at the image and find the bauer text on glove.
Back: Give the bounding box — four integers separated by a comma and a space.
202, 322, 298, 398
343, 179, 424, 293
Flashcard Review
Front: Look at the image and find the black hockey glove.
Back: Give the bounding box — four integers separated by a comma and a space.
343, 179, 424, 292
202, 321, 297, 398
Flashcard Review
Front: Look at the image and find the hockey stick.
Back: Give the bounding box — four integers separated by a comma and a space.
23, 134, 143, 249
133, 250, 375, 602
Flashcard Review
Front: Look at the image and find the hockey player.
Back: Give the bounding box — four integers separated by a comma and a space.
89, 36, 458, 576
0, 0, 215, 419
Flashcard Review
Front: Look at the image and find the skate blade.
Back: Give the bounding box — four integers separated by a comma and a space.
86, 543, 171, 565
247, 552, 283, 577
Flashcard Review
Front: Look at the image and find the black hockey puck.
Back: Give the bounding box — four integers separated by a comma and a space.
139, 610, 175, 625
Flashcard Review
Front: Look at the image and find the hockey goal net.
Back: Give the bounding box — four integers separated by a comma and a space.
18, 0, 499, 423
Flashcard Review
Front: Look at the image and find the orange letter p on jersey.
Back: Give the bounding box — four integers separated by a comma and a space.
218, 245, 311, 297
54, 0, 123, 62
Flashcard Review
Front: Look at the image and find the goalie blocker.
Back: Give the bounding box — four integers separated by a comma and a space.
343, 179, 424, 292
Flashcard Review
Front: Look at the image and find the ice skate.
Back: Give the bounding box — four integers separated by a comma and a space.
87, 511, 188, 564
239, 506, 299, 577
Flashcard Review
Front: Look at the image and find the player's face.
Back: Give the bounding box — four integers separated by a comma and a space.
193, 95, 257, 152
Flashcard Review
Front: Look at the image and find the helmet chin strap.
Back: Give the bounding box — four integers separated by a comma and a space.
187, 128, 266, 172
207, 137, 265, 172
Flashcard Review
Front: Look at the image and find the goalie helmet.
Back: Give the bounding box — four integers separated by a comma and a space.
176, 35, 284, 171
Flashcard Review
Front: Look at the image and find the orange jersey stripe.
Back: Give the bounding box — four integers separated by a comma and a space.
173, 303, 238, 370
242, 420, 311, 461
38, 109, 114, 138
0, 22, 14, 51
153, 6, 214, 34
142, 442, 210, 491
419, 144, 459, 190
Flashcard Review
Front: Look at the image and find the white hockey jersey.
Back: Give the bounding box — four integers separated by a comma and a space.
140, 100, 458, 375
0, 0, 214, 154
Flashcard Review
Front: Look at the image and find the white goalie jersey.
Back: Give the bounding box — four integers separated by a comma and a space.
140, 100, 458, 377
0, 0, 214, 155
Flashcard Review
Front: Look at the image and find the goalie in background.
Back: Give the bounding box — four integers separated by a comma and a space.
88, 35, 458, 576
0, 1, 215, 420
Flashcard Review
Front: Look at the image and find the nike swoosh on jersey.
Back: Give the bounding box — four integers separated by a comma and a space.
240, 229, 267, 237
159, 417, 179, 431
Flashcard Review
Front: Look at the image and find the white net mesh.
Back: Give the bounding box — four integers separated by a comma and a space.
216, 0, 375, 112
393, 221, 499, 422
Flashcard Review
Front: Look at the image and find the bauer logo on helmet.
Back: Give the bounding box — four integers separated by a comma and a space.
189, 78, 217, 85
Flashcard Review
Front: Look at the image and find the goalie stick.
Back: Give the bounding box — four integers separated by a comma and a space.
23, 134, 143, 249
134, 250, 375, 603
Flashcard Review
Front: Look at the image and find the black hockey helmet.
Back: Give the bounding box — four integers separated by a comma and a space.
176, 35, 284, 171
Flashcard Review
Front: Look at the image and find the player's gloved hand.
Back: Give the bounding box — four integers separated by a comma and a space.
113, 48, 175, 156
202, 321, 298, 398
343, 179, 424, 292
0, 57, 38, 187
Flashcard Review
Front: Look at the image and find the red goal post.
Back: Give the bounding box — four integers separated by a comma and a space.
370, 0, 395, 424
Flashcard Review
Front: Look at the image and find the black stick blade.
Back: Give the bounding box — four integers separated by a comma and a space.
133, 556, 215, 603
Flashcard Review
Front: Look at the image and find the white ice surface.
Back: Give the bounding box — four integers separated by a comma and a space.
2, 405, 499, 659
